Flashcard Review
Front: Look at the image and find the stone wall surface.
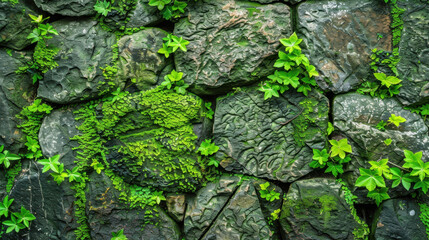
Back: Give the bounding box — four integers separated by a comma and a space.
0, 0, 428, 239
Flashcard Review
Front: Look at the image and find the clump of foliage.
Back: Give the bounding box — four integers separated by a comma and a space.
160, 69, 189, 94
111, 229, 128, 240
94, 0, 112, 16
16, 15, 59, 84
376, 113, 407, 131
0, 146, 21, 169
357, 72, 402, 99
39, 154, 82, 185
158, 33, 190, 58
259, 33, 318, 100
148, 0, 197, 20
259, 182, 280, 202
419, 203, 429, 238
204, 102, 214, 120
1, 195, 36, 234
198, 139, 220, 168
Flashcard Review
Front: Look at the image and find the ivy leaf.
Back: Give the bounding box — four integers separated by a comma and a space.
39, 23, 58, 36
390, 168, 413, 190
280, 32, 302, 53
355, 168, 386, 191
259, 82, 281, 100
327, 122, 334, 135
312, 149, 329, 165
151, 191, 166, 205
369, 159, 392, 179
420, 104, 429, 116
94, 0, 111, 16
388, 114, 406, 127
14, 206, 36, 228
0, 195, 14, 218
309, 160, 324, 169
197, 139, 219, 156
148, 0, 171, 10
325, 162, 344, 177
170, 35, 189, 52
39, 155, 61, 173
25, 136, 40, 153
297, 84, 312, 96
0, 150, 21, 168
28, 14, 44, 23
3, 215, 25, 233
403, 150, 423, 168
408, 159, 429, 181
172, 0, 187, 13
167, 70, 183, 82
274, 51, 294, 70
111, 229, 128, 240
283, 69, 300, 88
174, 84, 189, 95
260, 182, 270, 191
374, 72, 401, 88
207, 157, 220, 168
384, 138, 392, 146
367, 188, 390, 206
158, 43, 171, 58
66, 167, 82, 183
329, 138, 352, 159
27, 28, 41, 43
413, 179, 429, 194
305, 65, 319, 78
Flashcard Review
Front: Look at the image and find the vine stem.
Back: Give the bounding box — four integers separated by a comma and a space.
387, 161, 410, 172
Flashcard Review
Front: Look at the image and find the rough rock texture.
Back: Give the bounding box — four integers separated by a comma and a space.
4, 161, 77, 240
86, 172, 181, 240
280, 178, 359, 239
333, 93, 429, 164
126, 0, 162, 28
33, 0, 96, 16
37, 19, 116, 104
174, 0, 292, 95
0, 0, 39, 50
0, 50, 35, 152
213, 87, 328, 182
297, 0, 392, 93
184, 176, 277, 240
39, 108, 80, 167
372, 198, 427, 240
396, 0, 429, 106
166, 194, 186, 222
116, 28, 169, 90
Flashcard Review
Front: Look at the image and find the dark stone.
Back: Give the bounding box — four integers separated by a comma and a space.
396, 0, 429, 106
86, 172, 181, 240
33, 0, 96, 16
280, 178, 360, 240
37, 19, 116, 104
297, 0, 392, 93
116, 28, 169, 90
372, 198, 427, 240
126, 0, 162, 28
0, 0, 40, 50
213, 87, 328, 182
174, 0, 292, 95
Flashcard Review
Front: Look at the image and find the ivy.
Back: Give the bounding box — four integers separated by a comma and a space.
158, 34, 190, 58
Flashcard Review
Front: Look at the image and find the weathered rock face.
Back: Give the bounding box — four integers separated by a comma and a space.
4, 161, 77, 240
396, 0, 429, 106
39, 108, 80, 167
372, 198, 427, 240
184, 176, 279, 240
280, 178, 359, 239
0, 0, 39, 50
297, 0, 392, 93
213, 87, 328, 182
126, 0, 162, 28
174, 0, 292, 95
33, 0, 96, 16
166, 194, 186, 222
86, 172, 181, 240
333, 93, 429, 165
116, 28, 169, 90
37, 19, 116, 104
0, 50, 35, 152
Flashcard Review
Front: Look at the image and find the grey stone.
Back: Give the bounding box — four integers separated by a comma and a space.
280, 178, 360, 240
396, 0, 429, 106
86, 172, 181, 240
37, 19, 116, 104
116, 28, 169, 90
213, 87, 329, 182
200, 181, 274, 240
4, 160, 77, 240
0, 50, 35, 152
174, 0, 292, 95
166, 194, 186, 222
39, 107, 80, 168
0, 0, 40, 50
372, 199, 427, 240
297, 0, 392, 93
333, 93, 429, 165
126, 0, 162, 29
33, 0, 96, 16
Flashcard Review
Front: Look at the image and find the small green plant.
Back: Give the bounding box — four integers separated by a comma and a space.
148, 0, 190, 20
197, 139, 219, 156
384, 138, 392, 146
0, 196, 36, 234
259, 182, 280, 202
158, 34, 190, 58
357, 72, 402, 99
259, 32, 318, 100
0, 196, 13, 218
160, 69, 189, 94
39, 155, 82, 185
204, 102, 214, 120
150, 191, 166, 205
375, 114, 406, 131
26, 14, 58, 44
94, 0, 111, 16
268, 208, 281, 225
327, 122, 334, 135
111, 229, 128, 240
0, 146, 21, 169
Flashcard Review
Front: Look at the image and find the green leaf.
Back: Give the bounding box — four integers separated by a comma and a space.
374, 73, 401, 88
280, 32, 302, 54
167, 70, 183, 82
305, 65, 319, 78
329, 138, 352, 159
388, 114, 406, 127
3, 215, 25, 233
355, 168, 386, 191
112, 229, 128, 240
384, 138, 392, 146
369, 159, 392, 179
420, 104, 429, 116
327, 122, 334, 135
260, 182, 270, 191
207, 157, 220, 168
259, 82, 281, 100
66, 167, 82, 183
169, 35, 189, 52
367, 188, 390, 206
25, 136, 40, 153
297, 84, 312, 96
413, 179, 429, 194
148, 0, 171, 10
408, 159, 429, 182
27, 28, 41, 43
158, 43, 171, 58
0, 150, 21, 168
94, 0, 111, 16
312, 149, 329, 165
0, 145, 3, 152
38, 154, 61, 173
0, 195, 14, 218
403, 150, 423, 169
197, 139, 219, 156
325, 162, 344, 177
14, 206, 36, 228
39, 23, 58, 36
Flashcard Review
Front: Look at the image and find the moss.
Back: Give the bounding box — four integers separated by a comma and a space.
319, 195, 337, 225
